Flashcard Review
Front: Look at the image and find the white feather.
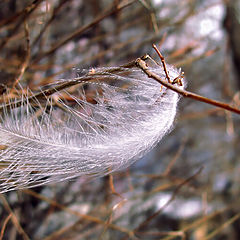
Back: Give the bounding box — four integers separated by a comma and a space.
0, 65, 184, 193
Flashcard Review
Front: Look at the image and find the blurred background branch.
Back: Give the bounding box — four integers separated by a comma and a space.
0, 0, 240, 239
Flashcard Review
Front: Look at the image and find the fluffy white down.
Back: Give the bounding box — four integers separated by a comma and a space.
0, 65, 184, 193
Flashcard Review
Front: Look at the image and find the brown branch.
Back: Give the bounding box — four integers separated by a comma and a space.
13, 21, 31, 88
31, 0, 71, 48
0, 62, 137, 111
0, 0, 43, 50
152, 44, 172, 83
0, 75, 98, 111
135, 58, 240, 115
32, 0, 136, 63
0, 64, 134, 111
0, 0, 42, 29
23, 189, 135, 238
0, 195, 30, 240
162, 138, 186, 176
2, 52, 240, 117
134, 167, 203, 233
0, 214, 12, 240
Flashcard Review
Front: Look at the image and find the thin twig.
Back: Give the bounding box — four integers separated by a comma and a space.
135, 58, 240, 115
203, 211, 240, 240
0, 213, 12, 240
0, 64, 134, 111
162, 138, 186, 176
98, 175, 127, 240
32, 0, 136, 63
0, 0, 42, 29
31, 0, 70, 48
13, 21, 30, 88
133, 167, 203, 236
23, 189, 135, 238
0, 0, 43, 50
152, 44, 172, 83
162, 206, 230, 240
0, 195, 30, 240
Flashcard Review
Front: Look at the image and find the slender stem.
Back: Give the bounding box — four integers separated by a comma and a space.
152, 44, 172, 83
0, 76, 97, 111
135, 58, 240, 115
2, 55, 240, 116
32, 0, 136, 63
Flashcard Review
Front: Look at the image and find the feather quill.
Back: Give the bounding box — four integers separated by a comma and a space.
0, 64, 184, 193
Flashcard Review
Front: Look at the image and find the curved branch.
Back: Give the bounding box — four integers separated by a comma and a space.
135, 58, 240, 115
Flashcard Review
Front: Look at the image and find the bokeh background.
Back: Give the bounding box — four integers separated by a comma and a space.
0, 0, 240, 239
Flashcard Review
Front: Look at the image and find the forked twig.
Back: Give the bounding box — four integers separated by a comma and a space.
23, 189, 135, 238
32, 0, 136, 63
0, 195, 30, 240
135, 56, 240, 115
134, 167, 203, 233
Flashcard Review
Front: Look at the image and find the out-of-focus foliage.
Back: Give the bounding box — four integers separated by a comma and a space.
0, 0, 240, 239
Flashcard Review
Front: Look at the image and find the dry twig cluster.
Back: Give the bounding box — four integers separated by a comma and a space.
0, 1, 240, 240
